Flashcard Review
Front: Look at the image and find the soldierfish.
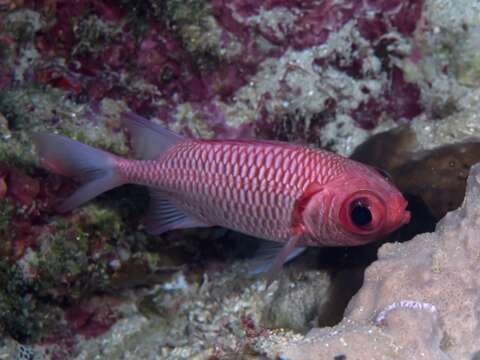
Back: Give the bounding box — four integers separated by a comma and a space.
33, 113, 410, 279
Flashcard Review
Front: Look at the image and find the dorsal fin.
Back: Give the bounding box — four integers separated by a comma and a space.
121, 111, 185, 160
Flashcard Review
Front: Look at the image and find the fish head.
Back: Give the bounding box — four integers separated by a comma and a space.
301, 163, 410, 246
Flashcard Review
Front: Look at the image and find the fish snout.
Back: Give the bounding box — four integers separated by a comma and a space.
386, 195, 411, 231
401, 209, 411, 225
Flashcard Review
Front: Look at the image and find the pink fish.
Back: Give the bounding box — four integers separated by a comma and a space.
33, 113, 410, 278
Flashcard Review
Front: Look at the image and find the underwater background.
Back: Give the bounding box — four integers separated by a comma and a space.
1, 0, 480, 359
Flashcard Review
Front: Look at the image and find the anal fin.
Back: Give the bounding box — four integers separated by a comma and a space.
145, 191, 210, 235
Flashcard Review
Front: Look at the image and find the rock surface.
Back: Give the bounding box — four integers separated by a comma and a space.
280, 162, 480, 359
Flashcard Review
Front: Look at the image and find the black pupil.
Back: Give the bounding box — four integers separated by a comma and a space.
350, 205, 372, 227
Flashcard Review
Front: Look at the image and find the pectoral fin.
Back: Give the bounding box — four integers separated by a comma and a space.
249, 240, 306, 275
265, 234, 303, 286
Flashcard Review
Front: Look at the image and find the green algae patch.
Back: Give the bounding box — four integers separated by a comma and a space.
83, 205, 125, 241
0, 202, 15, 237
36, 222, 91, 286
0, 206, 125, 341
447, 26, 480, 87
0, 262, 40, 342
72, 15, 121, 57
0, 87, 129, 169
4, 9, 44, 45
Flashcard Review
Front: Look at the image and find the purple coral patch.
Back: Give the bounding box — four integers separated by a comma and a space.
387, 67, 423, 121
64, 298, 118, 339
17, 0, 425, 136
351, 98, 383, 130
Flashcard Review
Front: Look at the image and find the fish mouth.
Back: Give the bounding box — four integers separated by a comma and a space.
392, 198, 411, 229
402, 210, 411, 225
399, 195, 411, 225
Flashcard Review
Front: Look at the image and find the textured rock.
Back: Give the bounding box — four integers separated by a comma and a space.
261, 271, 331, 332
352, 126, 480, 221
281, 162, 480, 359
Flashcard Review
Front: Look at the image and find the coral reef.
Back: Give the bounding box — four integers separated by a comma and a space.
0, 0, 479, 358
0, 264, 325, 359
0, 0, 428, 350
1, 0, 428, 151
280, 162, 480, 359
0, 252, 369, 358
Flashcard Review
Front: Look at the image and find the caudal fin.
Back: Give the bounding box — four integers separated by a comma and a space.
32, 133, 125, 212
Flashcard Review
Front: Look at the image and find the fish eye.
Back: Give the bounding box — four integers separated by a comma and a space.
350, 202, 372, 228
339, 192, 386, 236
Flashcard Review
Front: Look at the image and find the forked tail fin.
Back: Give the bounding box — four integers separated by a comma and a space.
32, 133, 125, 212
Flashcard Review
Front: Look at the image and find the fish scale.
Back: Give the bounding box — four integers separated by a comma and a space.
119, 139, 345, 242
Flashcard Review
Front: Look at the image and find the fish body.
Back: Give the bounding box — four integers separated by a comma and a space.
118, 139, 342, 243
33, 113, 410, 273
